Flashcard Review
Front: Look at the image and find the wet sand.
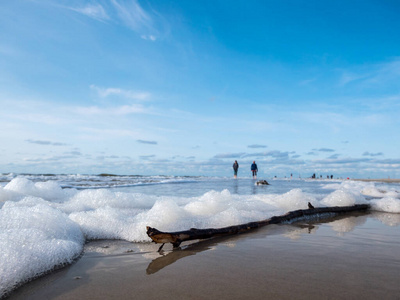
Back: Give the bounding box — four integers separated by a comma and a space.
7, 212, 400, 300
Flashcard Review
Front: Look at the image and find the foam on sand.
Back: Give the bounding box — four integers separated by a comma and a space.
0, 198, 84, 296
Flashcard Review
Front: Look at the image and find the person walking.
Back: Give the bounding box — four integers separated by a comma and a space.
233, 160, 239, 179
251, 161, 258, 179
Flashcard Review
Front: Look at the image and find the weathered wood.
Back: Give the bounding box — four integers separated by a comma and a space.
146, 204, 370, 248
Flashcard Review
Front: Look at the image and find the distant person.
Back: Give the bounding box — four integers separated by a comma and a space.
233, 160, 239, 179
251, 161, 258, 179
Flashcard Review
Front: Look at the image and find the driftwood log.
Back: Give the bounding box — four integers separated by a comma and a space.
146, 204, 370, 249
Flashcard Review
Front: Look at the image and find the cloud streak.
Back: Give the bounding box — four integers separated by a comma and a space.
213, 153, 246, 159
248, 144, 267, 148
338, 58, 400, 88
363, 151, 383, 157
110, 0, 158, 40
68, 4, 110, 22
137, 139, 158, 145
67, 0, 160, 40
314, 148, 335, 152
25, 139, 68, 146
75, 104, 147, 115
90, 85, 151, 100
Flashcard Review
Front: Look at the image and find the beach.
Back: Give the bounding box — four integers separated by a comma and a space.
2, 175, 400, 299
7, 211, 400, 300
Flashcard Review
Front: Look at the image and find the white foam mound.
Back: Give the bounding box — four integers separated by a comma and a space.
0, 197, 84, 297
272, 188, 317, 211
321, 189, 366, 207
370, 197, 400, 214
3, 177, 75, 203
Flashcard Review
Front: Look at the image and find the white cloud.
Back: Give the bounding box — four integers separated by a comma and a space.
141, 34, 157, 41
90, 85, 151, 100
66, 0, 160, 40
111, 0, 152, 31
75, 104, 146, 115
25, 139, 68, 146
69, 4, 110, 22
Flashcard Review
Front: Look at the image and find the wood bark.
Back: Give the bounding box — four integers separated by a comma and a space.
146, 204, 370, 248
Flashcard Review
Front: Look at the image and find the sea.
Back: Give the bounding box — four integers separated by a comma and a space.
1, 173, 400, 297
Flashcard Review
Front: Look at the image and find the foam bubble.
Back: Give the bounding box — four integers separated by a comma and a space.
184, 189, 232, 216
272, 188, 317, 211
370, 197, 400, 214
3, 178, 74, 203
0, 198, 84, 297
59, 189, 158, 214
321, 189, 366, 207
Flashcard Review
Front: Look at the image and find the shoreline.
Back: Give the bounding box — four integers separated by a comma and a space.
7, 211, 400, 300
353, 178, 400, 183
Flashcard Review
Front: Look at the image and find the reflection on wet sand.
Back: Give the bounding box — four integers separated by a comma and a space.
371, 211, 400, 226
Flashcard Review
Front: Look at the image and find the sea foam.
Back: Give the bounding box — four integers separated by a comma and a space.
0, 198, 84, 297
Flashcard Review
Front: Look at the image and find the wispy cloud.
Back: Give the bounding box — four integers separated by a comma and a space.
110, 0, 158, 40
362, 151, 383, 157
141, 35, 156, 41
90, 85, 151, 100
139, 154, 156, 160
68, 4, 110, 22
66, 0, 161, 41
66, 150, 82, 156
213, 153, 246, 159
312, 157, 371, 164
137, 139, 157, 145
314, 148, 335, 152
75, 104, 146, 115
247, 144, 267, 148
244, 150, 290, 159
25, 139, 68, 146
338, 58, 400, 88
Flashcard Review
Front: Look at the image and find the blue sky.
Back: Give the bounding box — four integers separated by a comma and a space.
1, 0, 400, 178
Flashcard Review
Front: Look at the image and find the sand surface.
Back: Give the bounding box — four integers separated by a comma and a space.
7, 212, 400, 300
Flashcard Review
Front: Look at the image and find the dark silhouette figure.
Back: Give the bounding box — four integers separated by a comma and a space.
251, 161, 258, 179
308, 202, 314, 209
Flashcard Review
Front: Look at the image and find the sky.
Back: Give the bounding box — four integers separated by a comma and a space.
1, 0, 400, 178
